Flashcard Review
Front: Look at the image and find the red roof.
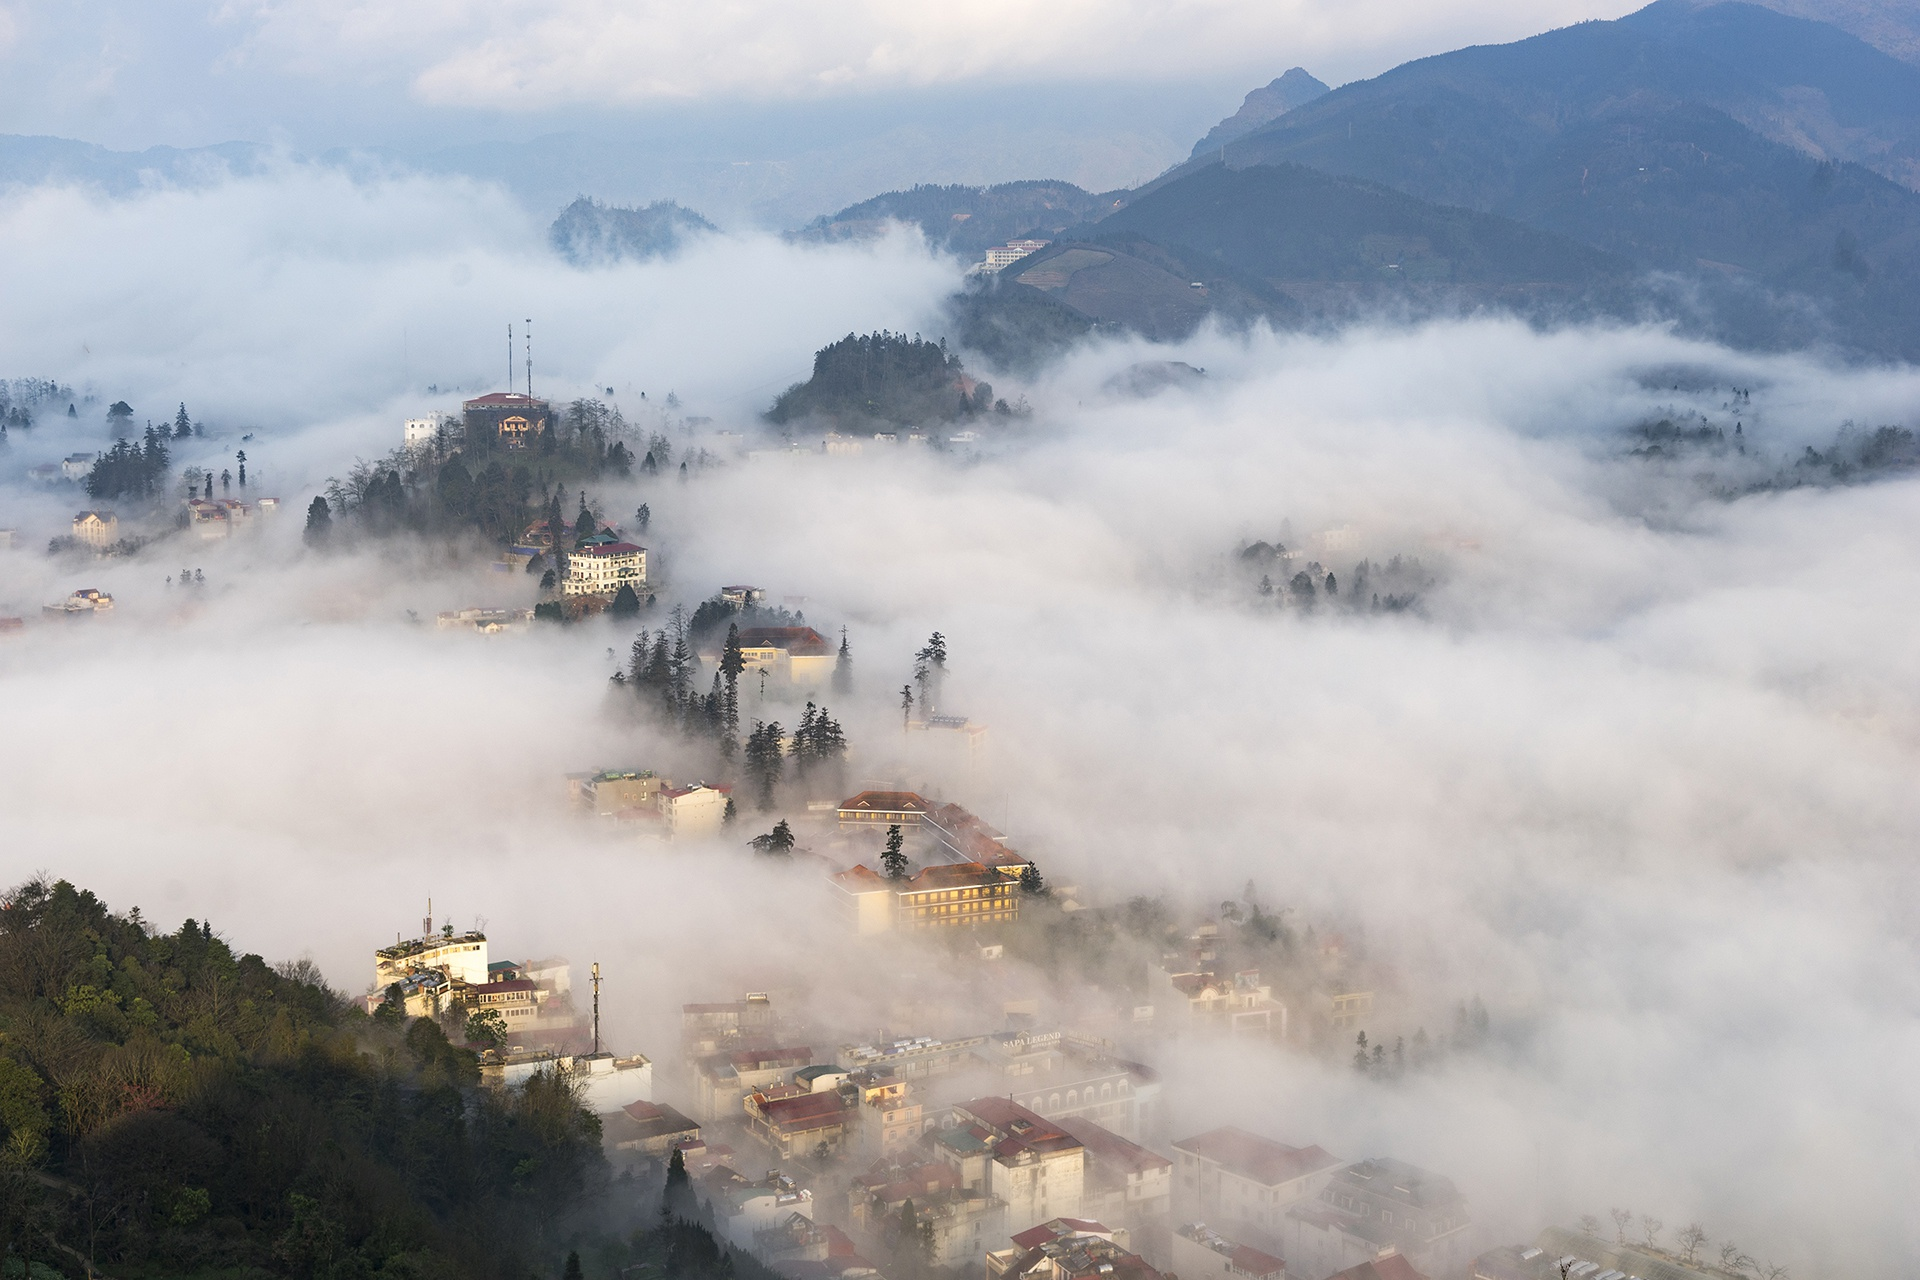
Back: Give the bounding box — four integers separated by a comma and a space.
904, 862, 1002, 892
838, 791, 932, 814
1052, 1116, 1172, 1175
738, 626, 830, 656
1229, 1245, 1288, 1278
579, 541, 646, 557
756, 1091, 850, 1125
1328, 1257, 1426, 1280
1012, 1220, 1113, 1249
832, 865, 890, 892
1172, 1127, 1339, 1185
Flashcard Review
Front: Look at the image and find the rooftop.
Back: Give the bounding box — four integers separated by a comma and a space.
578, 541, 646, 557
738, 625, 831, 656
1173, 1127, 1340, 1186
1326, 1256, 1426, 1280
1052, 1115, 1172, 1175
837, 790, 933, 815
1331, 1157, 1463, 1210
904, 862, 1003, 892
464, 392, 551, 409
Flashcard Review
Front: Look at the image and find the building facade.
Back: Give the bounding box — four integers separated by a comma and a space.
563, 542, 648, 597
1172, 1127, 1341, 1249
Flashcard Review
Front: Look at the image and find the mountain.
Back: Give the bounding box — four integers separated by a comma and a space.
549, 196, 716, 265
1747, 0, 1920, 66
1091, 162, 1625, 285
1189, 68, 1331, 159
1157, 0, 1920, 357
795, 180, 1126, 255
0, 134, 272, 193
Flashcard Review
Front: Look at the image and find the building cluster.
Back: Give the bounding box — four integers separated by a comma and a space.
368, 917, 587, 1054
43, 587, 113, 617
567, 767, 731, 838
698, 623, 836, 687
435, 606, 535, 634
504, 515, 648, 602
639, 978, 1468, 1280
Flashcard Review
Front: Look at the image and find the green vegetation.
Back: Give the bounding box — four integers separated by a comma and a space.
549, 198, 716, 266
768, 332, 1005, 428
0, 878, 606, 1280
85, 428, 172, 501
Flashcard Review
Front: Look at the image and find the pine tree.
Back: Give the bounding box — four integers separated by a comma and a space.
792, 702, 819, 777
574, 495, 596, 545
880, 824, 908, 880
236, 449, 247, 488
563, 1253, 583, 1280
745, 721, 784, 810
610, 584, 641, 617
719, 623, 745, 760
634, 502, 651, 532
912, 632, 948, 714
304, 496, 332, 547
751, 819, 795, 855
173, 403, 192, 439
833, 626, 852, 695
900, 684, 914, 729
1018, 861, 1047, 897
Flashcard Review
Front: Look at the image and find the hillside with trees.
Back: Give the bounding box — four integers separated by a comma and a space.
768, 332, 1012, 428
795, 180, 1123, 255
549, 197, 717, 266
0, 878, 607, 1280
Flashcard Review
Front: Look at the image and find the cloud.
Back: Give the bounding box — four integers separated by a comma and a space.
219, 0, 1643, 108
3, 166, 1919, 1274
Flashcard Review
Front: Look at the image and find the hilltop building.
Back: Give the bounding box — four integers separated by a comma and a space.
983, 240, 1051, 272
462, 392, 551, 450
375, 928, 490, 990
837, 791, 937, 829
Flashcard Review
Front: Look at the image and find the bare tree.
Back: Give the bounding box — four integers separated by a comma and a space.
1677, 1224, 1707, 1265
1611, 1209, 1633, 1244
1720, 1243, 1755, 1274
1640, 1216, 1663, 1250
1578, 1216, 1602, 1239
1760, 1264, 1789, 1280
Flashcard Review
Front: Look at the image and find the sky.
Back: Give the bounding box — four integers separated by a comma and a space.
0, 0, 1646, 216
1, 165, 1919, 1274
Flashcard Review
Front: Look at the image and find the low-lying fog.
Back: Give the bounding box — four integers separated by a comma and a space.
2, 166, 1917, 1274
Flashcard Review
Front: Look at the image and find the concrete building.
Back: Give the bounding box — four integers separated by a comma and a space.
1284, 1159, 1469, 1280
983, 240, 1050, 271
659, 782, 730, 838
375, 930, 490, 990
462, 392, 551, 450
852, 1155, 1008, 1268
707, 1169, 814, 1252
897, 862, 1020, 929
681, 992, 779, 1056
721, 585, 766, 606
1154, 969, 1288, 1038
404, 416, 451, 448
944, 1098, 1087, 1235
482, 1050, 652, 1116
850, 1072, 926, 1161
1171, 1128, 1341, 1249
1053, 1115, 1172, 1238
564, 541, 648, 597
1172, 1223, 1288, 1280
836, 791, 937, 830
438, 607, 534, 633
604, 1098, 699, 1163
43, 588, 113, 616
733, 626, 835, 684
72, 511, 117, 547
987, 1218, 1162, 1280
746, 1088, 854, 1160
571, 769, 668, 815
982, 1031, 1163, 1142
838, 1034, 990, 1082
61, 453, 96, 480
694, 1045, 814, 1123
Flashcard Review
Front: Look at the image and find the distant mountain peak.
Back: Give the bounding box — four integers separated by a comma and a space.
1189, 67, 1331, 159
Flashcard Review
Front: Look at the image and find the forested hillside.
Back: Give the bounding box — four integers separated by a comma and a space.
0, 879, 603, 1280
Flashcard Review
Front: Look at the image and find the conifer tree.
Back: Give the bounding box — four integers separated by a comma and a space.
1018, 861, 1047, 897
833, 626, 852, 695
880, 824, 908, 880
304, 496, 332, 547
744, 721, 785, 810
173, 402, 192, 439
913, 632, 948, 714
719, 623, 745, 760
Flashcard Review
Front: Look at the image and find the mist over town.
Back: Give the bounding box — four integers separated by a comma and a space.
3, 4, 1919, 1280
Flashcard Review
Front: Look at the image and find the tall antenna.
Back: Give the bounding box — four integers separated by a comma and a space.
525, 318, 534, 399
507, 323, 514, 391
591, 961, 601, 1055
423, 897, 432, 940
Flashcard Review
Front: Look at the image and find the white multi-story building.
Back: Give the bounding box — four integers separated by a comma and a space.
563, 541, 647, 597
1172, 1127, 1341, 1251
375, 930, 490, 990
659, 783, 730, 837
72, 511, 117, 547
405, 417, 441, 447
984, 240, 1051, 271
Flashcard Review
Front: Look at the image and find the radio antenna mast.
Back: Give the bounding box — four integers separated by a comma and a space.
525, 318, 533, 399
591, 961, 601, 1055
506, 323, 514, 391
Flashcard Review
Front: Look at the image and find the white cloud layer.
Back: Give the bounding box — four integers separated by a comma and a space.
2, 169, 1919, 1274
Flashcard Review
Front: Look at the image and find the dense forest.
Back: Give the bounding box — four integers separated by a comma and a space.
767, 332, 1007, 428
308, 399, 646, 549
0, 878, 618, 1280
548, 198, 717, 266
